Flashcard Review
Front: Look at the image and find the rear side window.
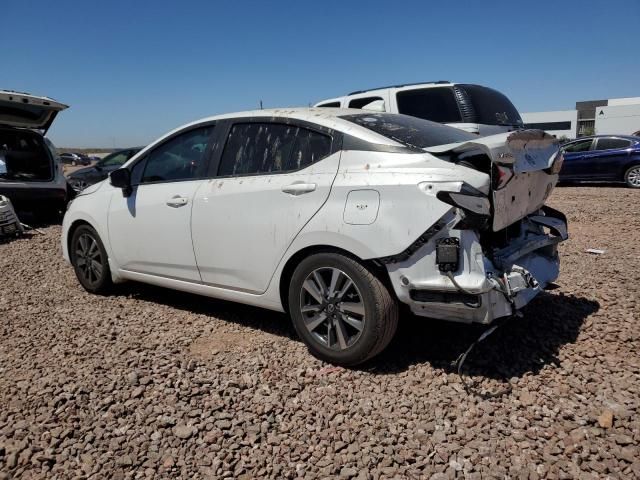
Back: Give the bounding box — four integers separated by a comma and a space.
563, 140, 593, 153
218, 123, 331, 176
341, 113, 476, 149
348, 97, 384, 109
142, 126, 212, 183
396, 87, 462, 123
317, 102, 341, 108
595, 138, 631, 151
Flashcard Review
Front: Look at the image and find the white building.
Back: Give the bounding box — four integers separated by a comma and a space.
520, 110, 578, 139
522, 97, 640, 139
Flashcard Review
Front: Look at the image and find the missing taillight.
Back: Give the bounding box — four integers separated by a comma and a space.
492, 164, 514, 190
436, 183, 491, 231
549, 151, 564, 175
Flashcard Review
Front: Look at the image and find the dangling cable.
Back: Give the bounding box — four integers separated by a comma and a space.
452, 317, 514, 398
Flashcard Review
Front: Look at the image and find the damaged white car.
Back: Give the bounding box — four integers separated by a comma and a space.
62, 109, 567, 365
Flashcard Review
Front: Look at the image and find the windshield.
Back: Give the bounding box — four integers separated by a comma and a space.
341, 113, 476, 149
99, 150, 131, 167
456, 84, 523, 127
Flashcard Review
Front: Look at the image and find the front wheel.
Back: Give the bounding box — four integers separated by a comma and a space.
70, 225, 113, 294
288, 253, 398, 366
69, 178, 89, 192
624, 165, 640, 188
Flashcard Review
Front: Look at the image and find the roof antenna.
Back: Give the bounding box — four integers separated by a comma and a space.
259, 100, 263, 110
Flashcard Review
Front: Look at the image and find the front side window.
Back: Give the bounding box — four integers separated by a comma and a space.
218, 123, 331, 176
142, 126, 212, 183
562, 139, 593, 153
396, 87, 462, 123
595, 138, 631, 151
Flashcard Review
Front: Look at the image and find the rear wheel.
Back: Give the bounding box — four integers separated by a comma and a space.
624, 165, 640, 188
288, 252, 398, 366
70, 225, 112, 294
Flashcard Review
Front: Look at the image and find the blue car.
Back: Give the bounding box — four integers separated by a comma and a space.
559, 135, 640, 188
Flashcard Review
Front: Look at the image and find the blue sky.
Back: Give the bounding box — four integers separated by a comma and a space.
2, 0, 639, 147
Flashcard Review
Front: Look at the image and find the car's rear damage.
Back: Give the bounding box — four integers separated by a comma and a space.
381, 129, 568, 323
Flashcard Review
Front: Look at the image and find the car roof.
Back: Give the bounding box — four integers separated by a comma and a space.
347, 81, 452, 96
564, 135, 639, 144
158, 108, 405, 147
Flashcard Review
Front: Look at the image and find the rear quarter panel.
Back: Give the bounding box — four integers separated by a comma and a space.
283, 150, 489, 260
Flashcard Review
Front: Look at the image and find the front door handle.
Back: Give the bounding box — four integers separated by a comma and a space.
166, 195, 188, 207
281, 183, 317, 195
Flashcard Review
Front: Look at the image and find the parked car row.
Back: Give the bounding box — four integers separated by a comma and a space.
0, 84, 634, 364
59, 152, 91, 166
67, 147, 141, 192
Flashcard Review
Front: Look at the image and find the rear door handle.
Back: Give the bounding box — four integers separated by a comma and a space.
166, 195, 188, 207
281, 183, 317, 195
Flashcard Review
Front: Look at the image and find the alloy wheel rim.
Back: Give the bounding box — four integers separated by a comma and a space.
299, 267, 365, 350
71, 179, 88, 192
628, 167, 640, 187
75, 233, 103, 284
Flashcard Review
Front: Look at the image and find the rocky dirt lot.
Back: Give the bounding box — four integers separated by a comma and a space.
1, 186, 638, 479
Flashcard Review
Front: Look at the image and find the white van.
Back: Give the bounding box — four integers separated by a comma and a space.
314, 81, 523, 136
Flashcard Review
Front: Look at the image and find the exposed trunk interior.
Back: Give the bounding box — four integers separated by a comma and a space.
0, 128, 53, 182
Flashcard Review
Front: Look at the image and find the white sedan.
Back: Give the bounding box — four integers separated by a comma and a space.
62, 108, 567, 365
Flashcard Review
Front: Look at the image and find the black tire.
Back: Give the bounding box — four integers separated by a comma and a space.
624, 165, 640, 188
288, 252, 398, 366
70, 225, 113, 294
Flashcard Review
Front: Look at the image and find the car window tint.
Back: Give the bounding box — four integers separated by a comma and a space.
348, 97, 383, 109
317, 102, 341, 108
396, 87, 462, 123
341, 113, 475, 149
142, 126, 212, 183
595, 138, 631, 151
218, 123, 331, 176
101, 152, 129, 167
563, 140, 592, 153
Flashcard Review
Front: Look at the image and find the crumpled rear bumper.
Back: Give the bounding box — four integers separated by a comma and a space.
385, 210, 568, 324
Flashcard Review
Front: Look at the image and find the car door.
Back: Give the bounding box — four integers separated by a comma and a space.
560, 138, 594, 180
586, 137, 633, 180
191, 119, 340, 293
107, 124, 215, 281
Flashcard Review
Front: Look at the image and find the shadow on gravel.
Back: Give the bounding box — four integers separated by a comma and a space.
0, 211, 62, 245
117, 283, 298, 340
118, 284, 599, 381
557, 182, 627, 189
368, 292, 600, 380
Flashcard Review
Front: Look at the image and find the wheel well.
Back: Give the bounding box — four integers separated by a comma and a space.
624, 162, 640, 178
278, 245, 394, 312
66, 220, 92, 256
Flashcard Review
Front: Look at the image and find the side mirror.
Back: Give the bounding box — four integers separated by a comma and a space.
110, 168, 132, 196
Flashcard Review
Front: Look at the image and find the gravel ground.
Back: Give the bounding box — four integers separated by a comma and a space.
1, 186, 638, 479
